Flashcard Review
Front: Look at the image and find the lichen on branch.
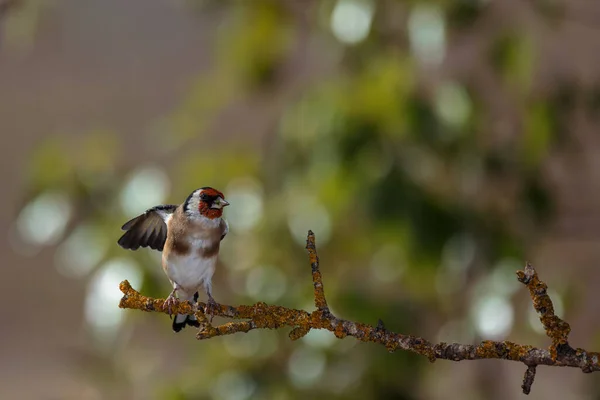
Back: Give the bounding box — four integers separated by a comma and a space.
118, 230, 600, 395
517, 262, 571, 359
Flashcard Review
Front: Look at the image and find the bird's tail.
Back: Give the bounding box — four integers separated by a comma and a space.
172, 292, 200, 333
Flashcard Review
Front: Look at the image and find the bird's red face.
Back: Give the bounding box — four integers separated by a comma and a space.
197, 188, 229, 219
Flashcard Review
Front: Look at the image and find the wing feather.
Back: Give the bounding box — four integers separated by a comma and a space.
220, 218, 229, 241
117, 205, 177, 251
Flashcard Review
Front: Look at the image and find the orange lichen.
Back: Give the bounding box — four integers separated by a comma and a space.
333, 322, 347, 339
517, 263, 571, 361
289, 326, 311, 341
215, 321, 253, 335
385, 341, 399, 353
476, 340, 504, 359
312, 271, 328, 310
411, 337, 436, 362
306, 230, 329, 312
474, 340, 534, 362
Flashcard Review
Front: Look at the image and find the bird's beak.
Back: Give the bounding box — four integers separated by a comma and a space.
213, 197, 230, 209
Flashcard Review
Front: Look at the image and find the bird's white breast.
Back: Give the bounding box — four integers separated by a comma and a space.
165, 251, 217, 293
163, 216, 223, 294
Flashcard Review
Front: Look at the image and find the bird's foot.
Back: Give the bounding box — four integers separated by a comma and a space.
204, 296, 219, 323
162, 290, 179, 317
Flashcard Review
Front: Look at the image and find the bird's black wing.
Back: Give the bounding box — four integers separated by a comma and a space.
220, 218, 229, 241
117, 205, 178, 251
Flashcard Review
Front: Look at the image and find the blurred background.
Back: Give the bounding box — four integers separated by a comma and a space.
2, 0, 600, 399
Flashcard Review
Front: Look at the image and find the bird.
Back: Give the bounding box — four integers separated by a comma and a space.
117, 187, 229, 332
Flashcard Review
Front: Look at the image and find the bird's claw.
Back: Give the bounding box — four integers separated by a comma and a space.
163, 294, 179, 317
204, 297, 219, 323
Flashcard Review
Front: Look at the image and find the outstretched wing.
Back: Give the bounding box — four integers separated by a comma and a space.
220, 219, 229, 241
117, 205, 178, 251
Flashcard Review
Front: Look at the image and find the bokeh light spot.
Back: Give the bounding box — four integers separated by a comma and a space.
120, 165, 170, 217
330, 0, 374, 45
435, 82, 471, 130
436, 233, 475, 295
408, 4, 446, 66
288, 347, 326, 388
16, 191, 72, 248
441, 232, 476, 273
211, 371, 256, 400
245, 265, 287, 303
55, 223, 108, 279
490, 258, 523, 297
287, 194, 331, 247
370, 244, 405, 283
473, 295, 514, 340
85, 258, 142, 342
303, 328, 337, 349
225, 178, 264, 233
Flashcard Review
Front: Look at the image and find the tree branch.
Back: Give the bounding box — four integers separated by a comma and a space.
118, 230, 600, 395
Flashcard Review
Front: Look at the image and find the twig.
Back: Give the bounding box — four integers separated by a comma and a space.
517, 262, 571, 359
118, 231, 600, 395
522, 365, 537, 395
306, 230, 329, 314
